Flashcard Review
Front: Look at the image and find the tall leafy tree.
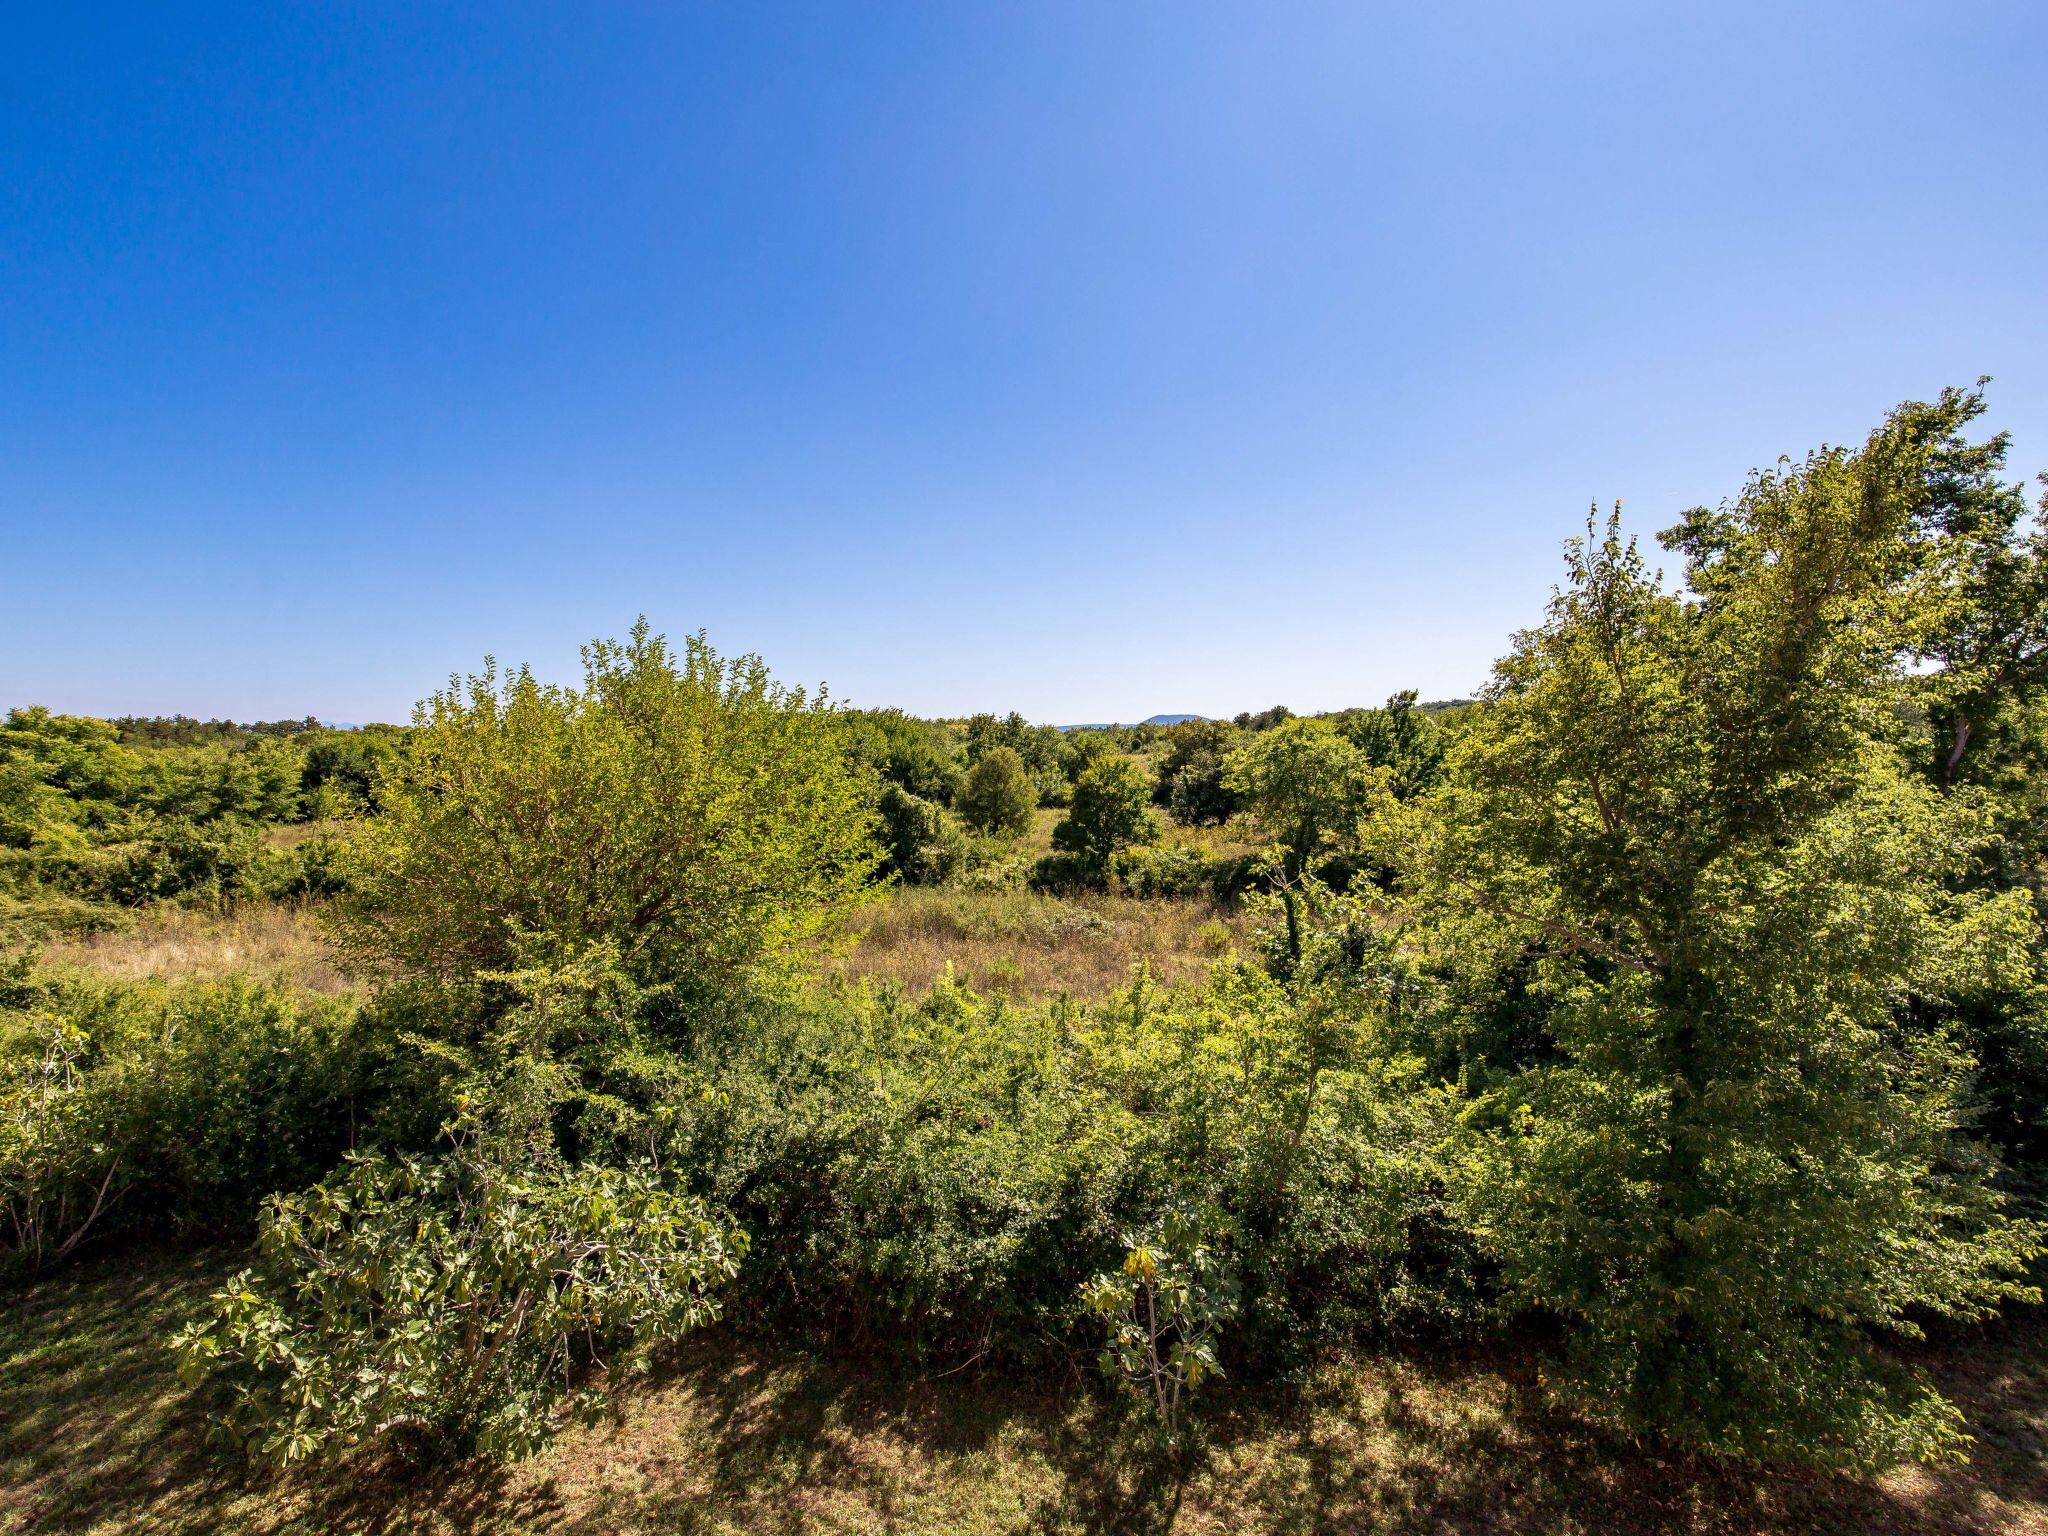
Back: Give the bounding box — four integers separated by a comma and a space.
1051, 756, 1158, 874
958, 745, 1037, 837
1226, 717, 1383, 877
1155, 720, 1243, 826
1417, 392, 2042, 1466
1345, 691, 1446, 800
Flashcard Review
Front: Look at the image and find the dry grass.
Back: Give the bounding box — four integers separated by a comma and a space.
32, 888, 1237, 1005
38, 903, 356, 995
3, 1247, 2042, 1536
828, 887, 1250, 1000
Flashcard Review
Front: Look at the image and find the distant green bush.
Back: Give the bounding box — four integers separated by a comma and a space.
958, 746, 1037, 837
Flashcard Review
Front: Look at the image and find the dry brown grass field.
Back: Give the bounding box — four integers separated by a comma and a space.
3, 1247, 2042, 1536
39, 901, 355, 995
33, 888, 1253, 1004
827, 887, 1250, 998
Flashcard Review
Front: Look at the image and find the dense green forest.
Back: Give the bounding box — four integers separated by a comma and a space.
4, 386, 2047, 1529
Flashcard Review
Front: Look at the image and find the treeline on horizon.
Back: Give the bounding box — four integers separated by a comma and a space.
1, 684, 1470, 924
3, 383, 2046, 1480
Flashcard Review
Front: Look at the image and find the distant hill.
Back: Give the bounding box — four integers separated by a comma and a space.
1060, 713, 1210, 732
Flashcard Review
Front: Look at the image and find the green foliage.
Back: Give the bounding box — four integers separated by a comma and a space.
172, 1110, 745, 1464
964, 712, 1067, 803
1225, 717, 1386, 877
298, 729, 398, 812
0, 970, 403, 1268
0, 1016, 114, 1269
662, 948, 1467, 1366
842, 708, 965, 806
1081, 1203, 1238, 1442
1417, 390, 2046, 1467
1050, 757, 1159, 880
1154, 720, 1243, 826
0, 707, 318, 914
335, 623, 879, 1000
875, 784, 970, 886
1343, 691, 1446, 800
958, 746, 1036, 837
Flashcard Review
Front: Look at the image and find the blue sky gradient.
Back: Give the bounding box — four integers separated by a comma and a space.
5, 2, 2045, 722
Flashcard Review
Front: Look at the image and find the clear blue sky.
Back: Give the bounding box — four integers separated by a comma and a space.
5, 3, 2044, 724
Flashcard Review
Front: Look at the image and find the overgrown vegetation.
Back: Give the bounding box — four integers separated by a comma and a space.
3, 386, 2045, 1512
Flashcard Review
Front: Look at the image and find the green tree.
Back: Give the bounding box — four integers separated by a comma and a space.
875, 783, 968, 884
1345, 691, 1446, 800
964, 711, 1065, 803
1051, 756, 1159, 873
958, 745, 1036, 837
334, 623, 878, 1001
841, 708, 964, 805
1225, 717, 1383, 876
1420, 392, 2043, 1466
1155, 720, 1242, 826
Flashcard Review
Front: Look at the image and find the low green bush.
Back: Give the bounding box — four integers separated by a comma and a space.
660, 954, 1472, 1368
174, 1134, 744, 1464
1, 968, 413, 1269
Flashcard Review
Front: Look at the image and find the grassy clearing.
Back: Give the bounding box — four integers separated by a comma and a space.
36, 902, 355, 995
828, 887, 1249, 999
2, 1247, 2042, 1536
28, 886, 1246, 1004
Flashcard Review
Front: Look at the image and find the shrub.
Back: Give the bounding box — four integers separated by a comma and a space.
663, 980, 1134, 1353
1081, 1203, 1238, 1443
876, 784, 970, 885
661, 949, 1468, 1366
1050, 758, 1159, 882
173, 1129, 744, 1464
958, 746, 1036, 837
334, 623, 879, 1003
0, 1016, 117, 1270
0, 969, 404, 1267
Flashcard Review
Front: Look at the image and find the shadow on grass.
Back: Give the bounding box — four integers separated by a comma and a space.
1, 1247, 2040, 1535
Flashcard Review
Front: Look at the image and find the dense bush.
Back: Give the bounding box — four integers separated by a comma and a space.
1, 968, 406, 1268
875, 784, 970, 886
334, 623, 879, 1002
843, 708, 965, 806
964, 711, 1068, 804
958, 746, 1037, 837
174, 1125, 743, 1463
661, 938, 1468, 1369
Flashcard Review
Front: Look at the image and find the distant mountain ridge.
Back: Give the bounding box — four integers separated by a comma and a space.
1060, 713, 1209, 732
